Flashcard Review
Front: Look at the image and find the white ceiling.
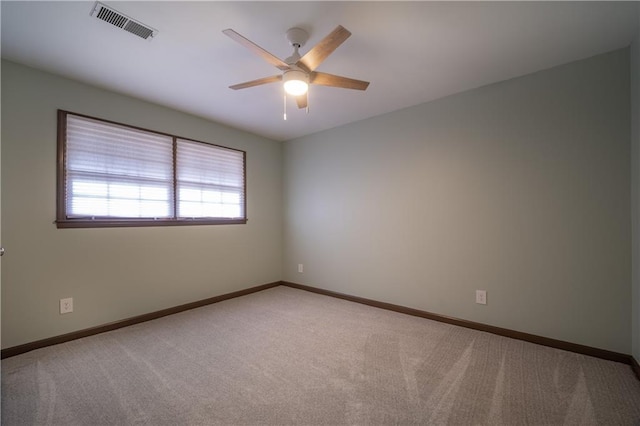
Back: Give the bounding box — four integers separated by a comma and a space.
1, 1, 638, 141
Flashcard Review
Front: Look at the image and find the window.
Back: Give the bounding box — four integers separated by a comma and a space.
57, 110, 246, 228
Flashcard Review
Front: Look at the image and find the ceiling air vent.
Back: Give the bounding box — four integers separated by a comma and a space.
90, 2, 157, 40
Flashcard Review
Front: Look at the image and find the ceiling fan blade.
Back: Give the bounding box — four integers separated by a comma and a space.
229, 75, 282, 90
296, 93, 308, 109
223, 29, 290, 71
297, 25, 351, 72
310, 72, 370, 90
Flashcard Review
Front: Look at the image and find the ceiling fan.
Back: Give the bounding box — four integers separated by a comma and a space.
222, 25, 370, 111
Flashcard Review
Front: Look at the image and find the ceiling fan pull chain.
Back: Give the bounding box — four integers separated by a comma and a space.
283, 91, 287, 121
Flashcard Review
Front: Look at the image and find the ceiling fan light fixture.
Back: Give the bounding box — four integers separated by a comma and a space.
283, 69, 308, 96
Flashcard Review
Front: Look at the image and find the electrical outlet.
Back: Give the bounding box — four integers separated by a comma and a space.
60, 297, 73, 314
298, 264, 304, 273
475, 290, 487, 305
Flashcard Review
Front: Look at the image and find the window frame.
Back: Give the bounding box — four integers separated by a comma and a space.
56, 110, 247, 228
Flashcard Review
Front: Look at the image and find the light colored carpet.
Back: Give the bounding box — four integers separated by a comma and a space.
2, 286, 640, 425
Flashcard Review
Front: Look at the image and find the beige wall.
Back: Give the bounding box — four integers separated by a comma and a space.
283, 49, 631, 353
1, 60, 283, 349
632, 7, 640, 361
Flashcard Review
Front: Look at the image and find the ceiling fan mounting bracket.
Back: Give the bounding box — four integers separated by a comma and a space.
286, 27, 309, 48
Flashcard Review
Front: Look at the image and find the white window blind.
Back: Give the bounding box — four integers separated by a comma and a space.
66, 115, 174, 218
176, 139, 245, 219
